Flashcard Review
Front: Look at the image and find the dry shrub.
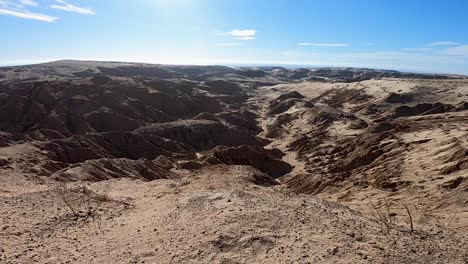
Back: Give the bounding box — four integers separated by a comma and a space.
370, 199, 395, 234
49, 182, 110, 226
370, 199, 416, 234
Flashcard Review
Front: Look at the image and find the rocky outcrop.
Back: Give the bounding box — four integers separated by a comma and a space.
328, 133, 402, 173
36, 131, 195, 164
0, 158, 10, 168
276, 91, 305, 101
136, 119, 265, 151
369, 122, 395, 133
97, 66, 178, 79
393, 102, 457, 117
0, 131, 20, 147
235, 69, 266, 78
201, 145, 292, 178
457, 101, 468, 110
52, 157, 178, 181
215, 110, 261, 132
90, 74, 112, 86
383, 92, 414, 104
268, 99, 302, 115
0, 76, 237, 135
202, 80, 244, 96
270, 67, 460, 82
267, 92, 307, 115
316, 88, 371, 108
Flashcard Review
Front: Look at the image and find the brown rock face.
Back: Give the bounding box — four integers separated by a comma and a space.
0, 131, 19, 147
0, 62, 291, 187
36, 131, 195, 164
201, 145, 292, 178
383, 92, 414, 104
52, 158, 178, 181
0, 76, 229, 135
136, 119, 265, 151
267, 91, 309, 115
327, 133, 401, 174
393, 102, 457, 117
202, 80, 244, 96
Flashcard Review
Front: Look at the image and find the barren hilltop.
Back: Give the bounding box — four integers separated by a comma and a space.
0, 60, 467, 263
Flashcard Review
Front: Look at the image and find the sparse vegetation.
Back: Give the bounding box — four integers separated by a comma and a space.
49, 181, 110, 226
370, 200, 393, 234
371, 199, 416, 234
404, 204, 414, 233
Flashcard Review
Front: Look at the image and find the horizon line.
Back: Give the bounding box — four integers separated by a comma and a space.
1, 59, 467, 77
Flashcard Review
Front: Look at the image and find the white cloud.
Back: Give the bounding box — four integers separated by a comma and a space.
427, 42, 460, 46
0, 8, 57, 22
225, 29, 256, 42
230, 29, 256, 37
0, 0, 37, 8
234, 36, 256, 40
402, 48, 432, 51
216, 43, 242, 46
19, 0, 36, 6
49, 0, 95, 15
441, 45, 468, 56
0, 0, 95, 22
0, 0, 58, 22
297, 43, 349, 47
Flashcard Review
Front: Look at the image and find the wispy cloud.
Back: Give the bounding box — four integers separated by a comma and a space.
297, 43, 350, 47
0, 0, 95, 22
427, 41, 460, 46
230, 29, 256, 37
0, 0, 57, 22
216, 43, 242, 46
49, 0, 95, 15
441, 45, 468, 56
402, 48, 432, 51
234, 36, 256, 40
228, 29, 257, 42
0, 0, 36, 8
0, 7, 57, 22
19, 0, 36, 6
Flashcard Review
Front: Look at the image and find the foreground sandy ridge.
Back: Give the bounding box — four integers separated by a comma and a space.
1, 165, 467, 264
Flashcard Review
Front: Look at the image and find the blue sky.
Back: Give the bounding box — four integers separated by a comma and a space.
1, 0, 468, 74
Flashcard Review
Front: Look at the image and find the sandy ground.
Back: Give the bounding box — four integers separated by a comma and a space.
1, 165, 467, 264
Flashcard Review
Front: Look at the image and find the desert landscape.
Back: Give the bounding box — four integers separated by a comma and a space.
0, 60, 467, 263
